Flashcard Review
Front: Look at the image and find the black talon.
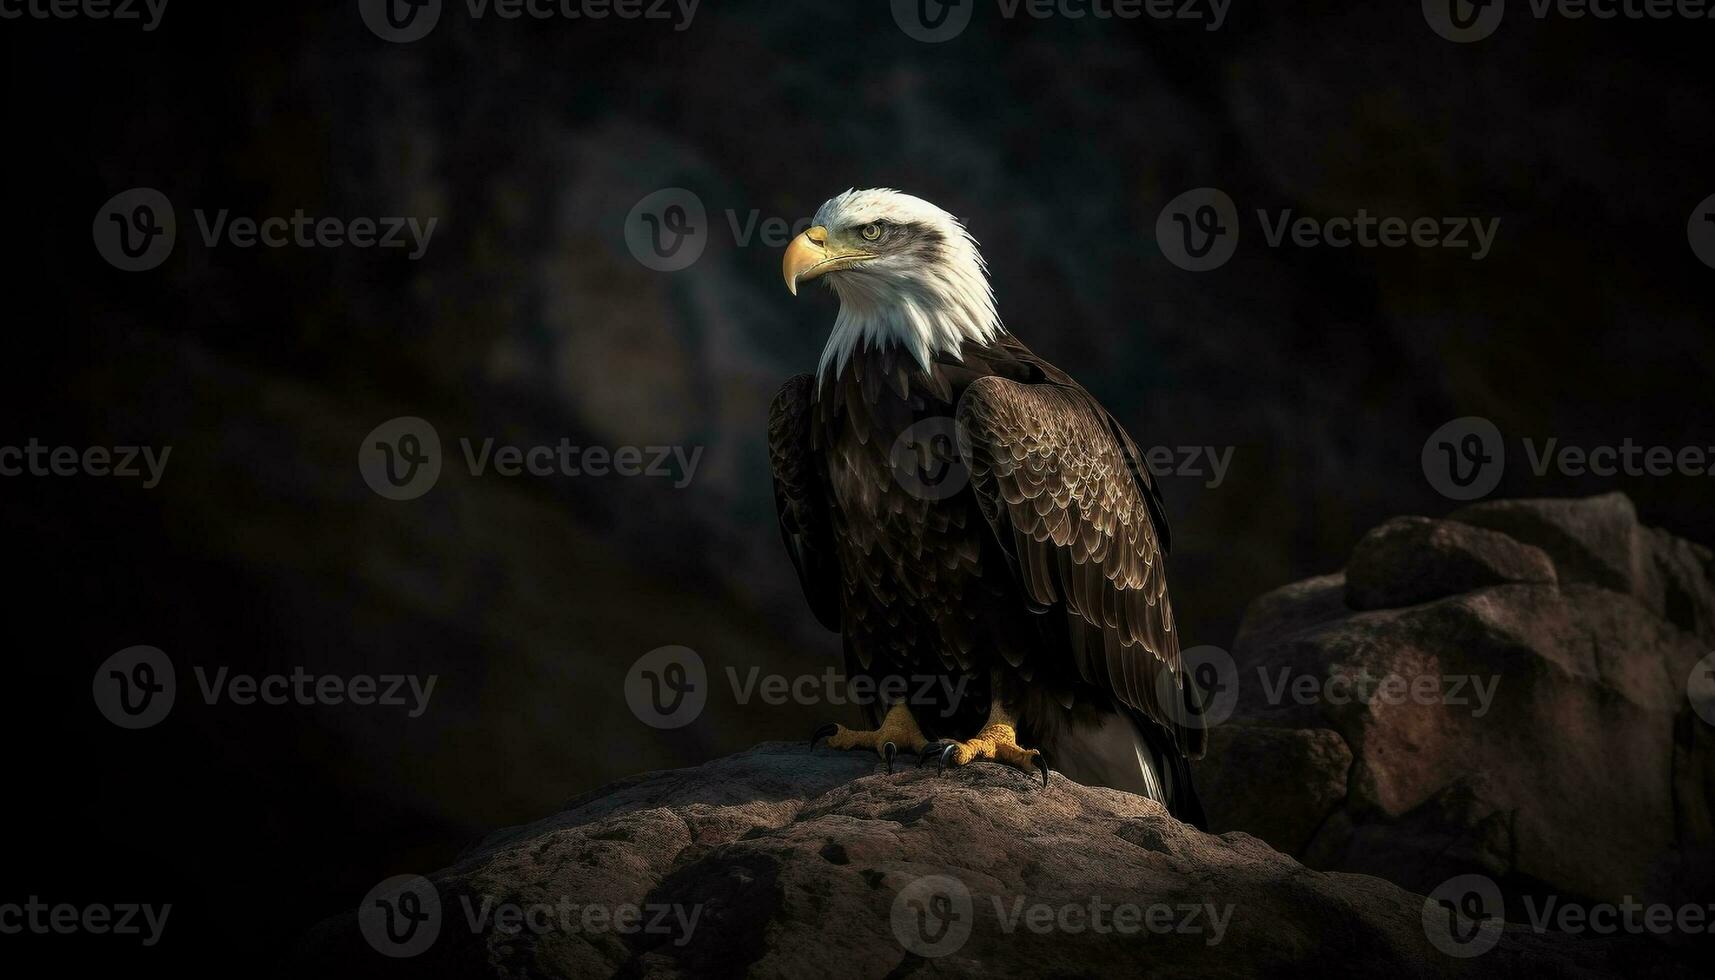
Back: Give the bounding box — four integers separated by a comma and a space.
917, 740, 950, 768
882, 741, 897, 773
1034, 754, 1050, 789
937, 744, 957, 770
809, 723, 839, 750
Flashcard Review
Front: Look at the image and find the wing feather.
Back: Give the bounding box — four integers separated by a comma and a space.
768, 375, 840, 631
957, 375, 1200, 753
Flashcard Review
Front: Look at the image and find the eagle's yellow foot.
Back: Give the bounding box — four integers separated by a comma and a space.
809, 703, 928, 773
919, 722, 1050, 788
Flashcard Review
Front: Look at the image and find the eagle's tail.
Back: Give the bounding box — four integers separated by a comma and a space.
1050, 711, 1208, 831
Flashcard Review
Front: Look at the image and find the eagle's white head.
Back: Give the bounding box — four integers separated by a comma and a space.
782, 188, 1003, 381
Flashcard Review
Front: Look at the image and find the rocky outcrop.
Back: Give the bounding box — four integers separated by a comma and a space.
1199, 494, 1715, 935
1344, 516, 1557, 611
288, 743, 1694, 979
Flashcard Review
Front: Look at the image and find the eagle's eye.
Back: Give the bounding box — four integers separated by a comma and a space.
859, 222, 883, 242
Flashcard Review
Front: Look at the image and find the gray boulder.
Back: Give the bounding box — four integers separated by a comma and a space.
1201, 495, 1715, 942
1345, 516, 1557, 611
288, 743, 1694, 978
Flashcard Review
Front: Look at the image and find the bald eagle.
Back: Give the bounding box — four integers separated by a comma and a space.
771, 189, 1206, 827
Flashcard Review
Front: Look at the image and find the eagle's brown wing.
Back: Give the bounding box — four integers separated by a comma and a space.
768, 374, 840, 631
956, 375, 1203, 755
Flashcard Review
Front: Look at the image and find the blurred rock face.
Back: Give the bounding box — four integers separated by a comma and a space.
1201, 495, 1715, 927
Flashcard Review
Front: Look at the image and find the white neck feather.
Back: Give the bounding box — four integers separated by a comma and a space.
815, 235, 1003, 382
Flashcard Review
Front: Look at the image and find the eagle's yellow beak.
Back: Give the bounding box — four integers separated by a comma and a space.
783, 226, 856, 296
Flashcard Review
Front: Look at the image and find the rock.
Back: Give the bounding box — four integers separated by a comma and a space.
1448, 493, 1715, 646
1450, 493, 1643, 595
287, 743, 1694, 978
1201, 495, 1715, 940
1345, 516, 1557, 611
1201, 725, 1351, 854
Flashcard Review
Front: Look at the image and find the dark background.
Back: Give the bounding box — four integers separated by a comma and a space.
3, 0, 1712, 969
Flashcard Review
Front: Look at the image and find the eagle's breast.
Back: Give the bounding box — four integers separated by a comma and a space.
812, 345, 998, 677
